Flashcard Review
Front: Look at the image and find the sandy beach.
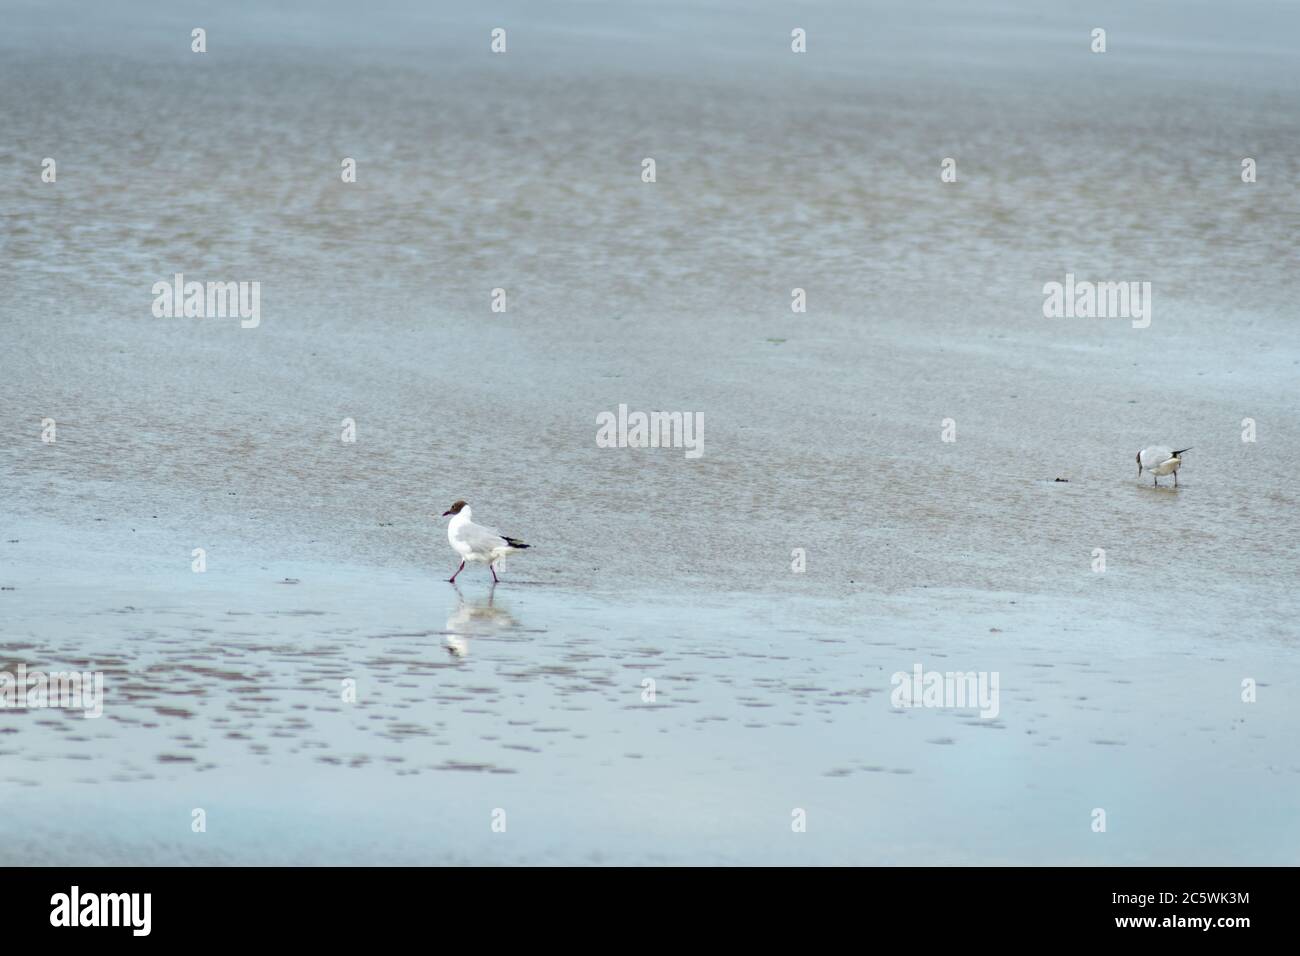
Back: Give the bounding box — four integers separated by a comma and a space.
2, 0, 1298, 864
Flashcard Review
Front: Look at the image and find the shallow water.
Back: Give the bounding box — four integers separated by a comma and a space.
3, 516, 1297, 865
1, 0, 1298, 863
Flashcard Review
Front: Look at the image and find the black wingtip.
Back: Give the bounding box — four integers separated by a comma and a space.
503, 537, 530, 549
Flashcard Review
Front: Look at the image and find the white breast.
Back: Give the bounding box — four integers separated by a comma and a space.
448, 513, 476, 559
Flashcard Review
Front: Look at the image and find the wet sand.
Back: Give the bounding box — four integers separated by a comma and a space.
2, 513, 1298, 865
2, 0, 1299, 863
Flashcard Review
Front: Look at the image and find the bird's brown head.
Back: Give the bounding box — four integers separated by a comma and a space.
441, 500, 468, 518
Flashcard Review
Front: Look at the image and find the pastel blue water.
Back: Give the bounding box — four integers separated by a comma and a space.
1, 0, 1298, 863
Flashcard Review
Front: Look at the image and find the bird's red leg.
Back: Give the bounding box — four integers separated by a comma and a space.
449, 561, 465, 583
490, 564, 500, 583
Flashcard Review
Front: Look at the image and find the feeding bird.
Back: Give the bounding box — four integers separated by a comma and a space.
438, 500, 530, 583
1136, 446, 1191, 487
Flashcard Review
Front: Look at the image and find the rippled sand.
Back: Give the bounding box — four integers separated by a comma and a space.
3, 514, 1297, 865
1, 0, 1298, 863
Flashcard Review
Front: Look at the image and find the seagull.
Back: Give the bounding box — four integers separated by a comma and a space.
439, 500, 530, 584
1136, 446, 1191, 487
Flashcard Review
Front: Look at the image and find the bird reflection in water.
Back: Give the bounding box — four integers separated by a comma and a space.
444, 583, 516, 659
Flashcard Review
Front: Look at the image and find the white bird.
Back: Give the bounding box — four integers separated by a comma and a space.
438, 500, 530, 584
1136, 446, 1191, 487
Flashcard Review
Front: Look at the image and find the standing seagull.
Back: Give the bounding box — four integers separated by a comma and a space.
439, 500, 530, 584
1136, 446, 1192, 487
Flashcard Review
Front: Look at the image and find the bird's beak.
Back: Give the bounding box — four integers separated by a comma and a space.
441, 509, 452, 517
